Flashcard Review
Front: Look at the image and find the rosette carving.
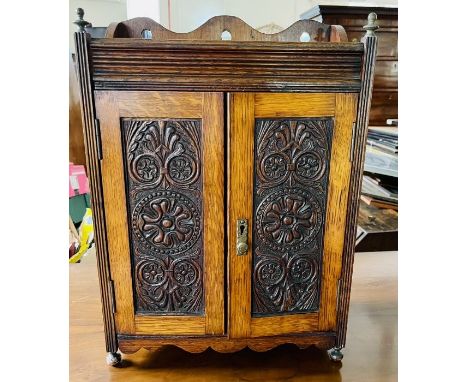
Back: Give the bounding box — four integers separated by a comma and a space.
256, 188, 322, 252
132, 191, 201, 256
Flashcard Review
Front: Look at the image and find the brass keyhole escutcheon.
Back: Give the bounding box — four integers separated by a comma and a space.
236, 219, 248, 256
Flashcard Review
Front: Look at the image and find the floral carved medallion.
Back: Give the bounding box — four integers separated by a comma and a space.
256, 188, 322, 252
252, 118, 333, 316
123, 119, 204, 314
132, 190, 201, 256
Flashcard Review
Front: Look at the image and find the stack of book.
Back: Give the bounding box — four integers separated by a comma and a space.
361, 126, 398, 210
367, 126, 398, 154
364, 127, 398, 178
361, 174, 398, 210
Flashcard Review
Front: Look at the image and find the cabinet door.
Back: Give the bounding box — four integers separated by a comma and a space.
95, 91, 224, 336
229, 93, 357, 338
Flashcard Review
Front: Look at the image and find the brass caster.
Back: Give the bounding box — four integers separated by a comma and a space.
327, 347, 343, 362
106, 352, 122, 366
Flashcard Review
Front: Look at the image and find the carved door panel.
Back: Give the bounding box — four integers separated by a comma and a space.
95, 91, 224, 336
229, 93, 358, 338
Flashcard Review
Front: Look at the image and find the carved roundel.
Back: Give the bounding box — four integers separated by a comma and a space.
287, 255, 318, 284
256, 188, 323, 252
131, 154, 163, 184
137, 258, 167, 286
295, 151, 325, 182
132, 190, 201, 255
168, 154, 197, 184
260, 153, 288, 182
256, 256, 286, 286
173, 258, 201, 287
136, 257, 201, 287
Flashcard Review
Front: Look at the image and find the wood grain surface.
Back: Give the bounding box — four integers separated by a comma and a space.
74, 32, 118, 352
202, 93, 225, 335
70, 250, 397, 381
89, 39, 364, 93
115, 91, 203, 118
134, 316, 206, 335
318, 93, 358, 331
95, 92, 135, 334
250, 314, 319, 337
228, 93, 255, 339
254, 93, 336, 117
336, 28, 378, 349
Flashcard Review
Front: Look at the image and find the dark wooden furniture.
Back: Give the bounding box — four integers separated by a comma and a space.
302, 5, 397, 127
74, 11, 378, 366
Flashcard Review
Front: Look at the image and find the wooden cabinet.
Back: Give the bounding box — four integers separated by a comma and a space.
74, 14, 377, 365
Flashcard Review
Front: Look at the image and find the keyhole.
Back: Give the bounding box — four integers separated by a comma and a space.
239, 224, 245, 235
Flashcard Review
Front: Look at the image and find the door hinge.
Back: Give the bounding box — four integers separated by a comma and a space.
108, 279, 116, 314
94, 118, 103, 160
349, 122, 356, 162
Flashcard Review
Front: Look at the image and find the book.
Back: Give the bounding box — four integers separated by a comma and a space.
361, 175, 398, 199
364, 145, 398, 178
360, 195, 398, 211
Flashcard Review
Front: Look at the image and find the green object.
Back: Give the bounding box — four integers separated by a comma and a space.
69, 193, 91, 224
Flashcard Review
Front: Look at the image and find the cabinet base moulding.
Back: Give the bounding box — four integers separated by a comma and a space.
117, 333, 336, 354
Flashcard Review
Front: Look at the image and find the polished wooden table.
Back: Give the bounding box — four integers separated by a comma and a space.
70, 250, 397, 381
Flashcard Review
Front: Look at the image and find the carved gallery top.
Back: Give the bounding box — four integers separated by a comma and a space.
74, 10, 366, 93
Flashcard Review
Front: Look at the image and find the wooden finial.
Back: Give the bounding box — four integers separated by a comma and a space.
74, 8, 90, 32
363, 12, 379, 36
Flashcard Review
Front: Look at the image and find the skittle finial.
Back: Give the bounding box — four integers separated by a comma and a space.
363, 12, 379, 36
74, 8, 90, 32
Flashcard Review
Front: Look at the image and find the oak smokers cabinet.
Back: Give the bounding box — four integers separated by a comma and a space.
74, 12, 378, 366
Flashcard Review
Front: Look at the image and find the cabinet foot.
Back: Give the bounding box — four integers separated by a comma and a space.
106, 352, 122, 366
327, 347, 343, 362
